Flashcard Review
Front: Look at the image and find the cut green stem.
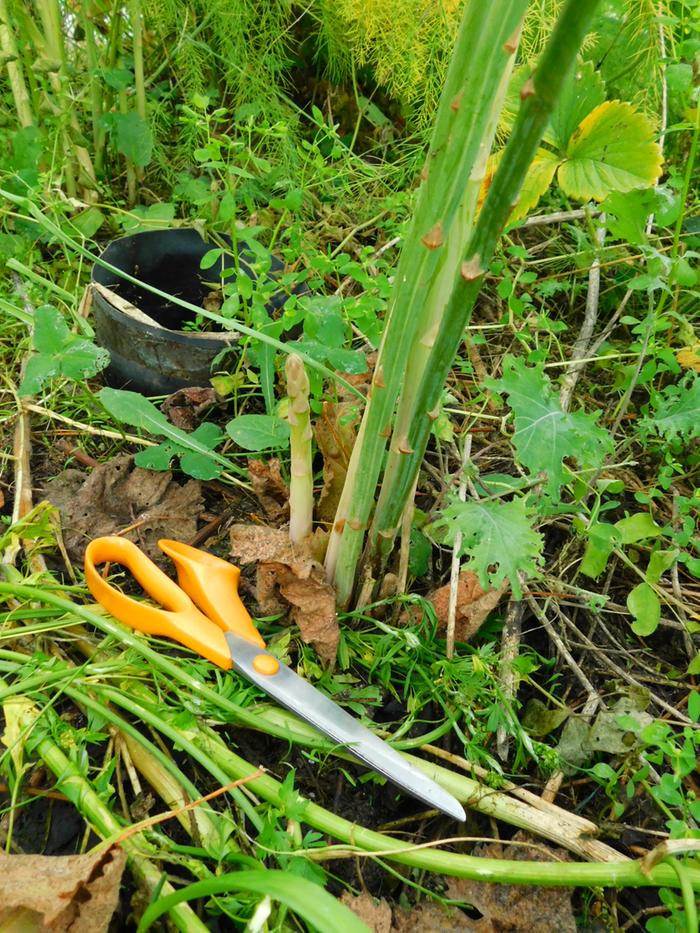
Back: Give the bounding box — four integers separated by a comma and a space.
285, 353, 313, 544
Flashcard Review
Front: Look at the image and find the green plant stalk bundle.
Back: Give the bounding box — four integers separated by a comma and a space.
0, 639, 622, 866
1, 584, 698, 892
285, 353, 313, 544
324, 0, 529, 607
0, 675, 210, 933
0, 636, 624, 865
367, 0, 604, 566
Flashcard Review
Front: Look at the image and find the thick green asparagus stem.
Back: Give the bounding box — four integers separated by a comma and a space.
369, 0, 603, 559
325, 0, 529, 607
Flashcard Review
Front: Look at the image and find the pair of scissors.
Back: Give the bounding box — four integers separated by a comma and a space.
84, 536, 465, 821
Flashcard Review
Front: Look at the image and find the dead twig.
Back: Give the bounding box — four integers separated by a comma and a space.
559, 216, 606, 412
527, 596, 603, 713
496, 597, 525, 762
446, 435, 471, 658
552, 605, 693, 726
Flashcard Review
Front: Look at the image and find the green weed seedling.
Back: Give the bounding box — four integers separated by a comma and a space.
18, 305, 109, 396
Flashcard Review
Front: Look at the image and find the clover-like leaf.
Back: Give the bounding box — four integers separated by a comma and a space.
435, 496, 543, 598
226, 414, 290, 451
558, 101, 662, 202
19, 305, 109, 396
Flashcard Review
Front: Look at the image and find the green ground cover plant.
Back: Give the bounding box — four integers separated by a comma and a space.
1, 0, 699, 930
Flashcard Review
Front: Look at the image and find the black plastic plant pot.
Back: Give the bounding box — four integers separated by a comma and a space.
91, 228, 292, 395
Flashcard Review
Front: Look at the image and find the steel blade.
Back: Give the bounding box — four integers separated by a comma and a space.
226, 633, 465, 821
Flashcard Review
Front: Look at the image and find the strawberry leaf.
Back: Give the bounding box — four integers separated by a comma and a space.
546, 60, 606, 151
558, 101, 663, 202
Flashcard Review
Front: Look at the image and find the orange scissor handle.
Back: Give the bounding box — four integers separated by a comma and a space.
84, 537, 262, 669
157, 539, 264, 648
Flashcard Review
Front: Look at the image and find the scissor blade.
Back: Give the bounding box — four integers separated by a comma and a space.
225, 633, 465, 821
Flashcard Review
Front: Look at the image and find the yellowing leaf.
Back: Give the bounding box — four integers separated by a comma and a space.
478, 148, 560, 222
477, 149, 503, 214
677, 344, 700, 372
509, 148, 560, 221
1, 697, 36, 772
558, 101, 663, 202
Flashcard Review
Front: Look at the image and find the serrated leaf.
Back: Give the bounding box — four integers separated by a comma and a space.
641, 375, 700, 441
488, 356, 612, 494
602, 188, 657, 245
100, 388, 228, 478
627, 582, 660, 636
481, 148, 560, 222
676, 344, 700, 372
436, 497, 543, 598
225, 414, 290, 451
547, 60, 606, 150
558, 102, 662, 202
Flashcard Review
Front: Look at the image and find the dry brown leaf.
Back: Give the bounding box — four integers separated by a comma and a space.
44, 454, 203, 564
248, 458, 289, 523
340, 893, 392, 933
162, 386, 219, 432
0, 847, 126, 933
443, 833, 576, 933
230, 523, 339, 663
314, 401, 360, 523
402, 572, 507, 642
